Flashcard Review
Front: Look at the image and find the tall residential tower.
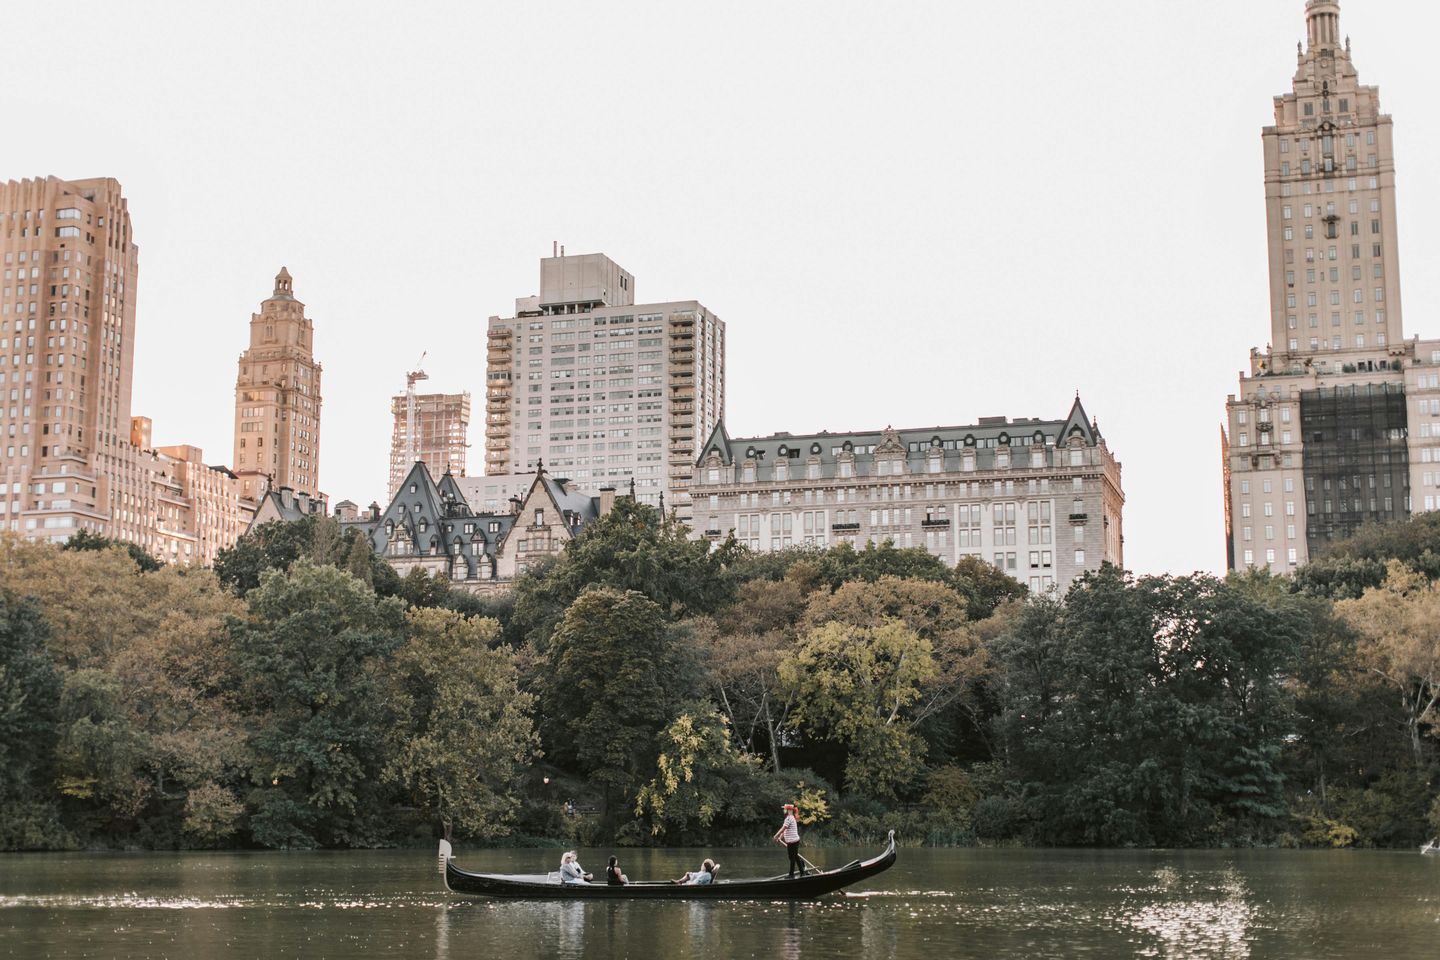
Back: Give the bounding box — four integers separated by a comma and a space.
1224, 1, 1440, 571
233, 268, 323, 501
484, 251, 724, 521
389, 389, 470, 499
1, 175, 252, 561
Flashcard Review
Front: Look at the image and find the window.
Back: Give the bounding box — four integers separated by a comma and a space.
1074, 549, 1086, 566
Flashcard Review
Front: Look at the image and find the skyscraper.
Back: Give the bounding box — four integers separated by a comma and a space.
232, 268, 324, 501
0, 175, 252, 560
484, 250, 725, 521
388, 389, 470, 499
1224, 1, 1440, 570
0, 176, 139, 538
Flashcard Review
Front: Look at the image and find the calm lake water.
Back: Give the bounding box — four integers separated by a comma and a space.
2, 845, 1437, 959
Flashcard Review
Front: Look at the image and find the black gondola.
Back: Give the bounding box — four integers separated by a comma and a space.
437, 831, 896, 900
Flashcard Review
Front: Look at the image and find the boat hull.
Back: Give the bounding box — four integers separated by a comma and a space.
441, 833, 896, 900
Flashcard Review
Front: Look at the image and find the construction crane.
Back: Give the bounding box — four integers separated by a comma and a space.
406, 353, 428, 465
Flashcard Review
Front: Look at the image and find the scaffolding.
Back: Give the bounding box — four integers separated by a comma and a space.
1300, 382, 1410, 553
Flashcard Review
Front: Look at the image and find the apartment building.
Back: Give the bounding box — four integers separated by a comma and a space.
388, 390, 469, 499
233, 267, 323, 502
484, 250, 724, 521
690, 398, 1124, 594
1223, 1, 1440, 571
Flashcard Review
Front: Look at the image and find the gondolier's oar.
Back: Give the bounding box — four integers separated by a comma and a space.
798, 853, 820, 875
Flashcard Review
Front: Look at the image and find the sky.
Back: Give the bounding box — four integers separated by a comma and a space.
4, 0, 1438, 576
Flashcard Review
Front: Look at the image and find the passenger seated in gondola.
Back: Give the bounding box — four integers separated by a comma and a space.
605, 856, 628, 885
559, 851, 592, 884
673, 858, 719, 885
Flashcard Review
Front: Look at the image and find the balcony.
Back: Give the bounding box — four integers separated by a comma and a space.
1069, 513, 1088, 522
487, 329, 513, 340
831, 522, 860, 532
921, 518, 950, 528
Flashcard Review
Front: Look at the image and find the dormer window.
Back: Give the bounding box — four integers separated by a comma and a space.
535, 508, 544, 525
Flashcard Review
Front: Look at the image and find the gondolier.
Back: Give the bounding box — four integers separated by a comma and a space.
773, 802, 804, 878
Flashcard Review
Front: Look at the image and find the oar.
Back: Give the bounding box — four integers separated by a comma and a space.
798, 853, 821, 874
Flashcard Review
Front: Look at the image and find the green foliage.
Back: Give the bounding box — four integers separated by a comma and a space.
1315, 511, 1440, 576
635, 705, 767, 842
993, 568, 1306, 846
0, 593, 65, 849
63, 529, 162, 572
511, 499, 737, 649
811, 540, 952, 590
537, 588, 688, 799
231, 561, 407, 847
384, 608, 538, 841
780, 619, 936, 800
214, 517, 399, 599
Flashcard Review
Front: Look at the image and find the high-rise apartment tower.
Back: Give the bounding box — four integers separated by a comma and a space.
1223, 1, 1440, 570
484, 251, 725, 521
389, 389, 470, 499
233, 268, 323, 501
1, 176, 253, 560
0, 176, 140, 538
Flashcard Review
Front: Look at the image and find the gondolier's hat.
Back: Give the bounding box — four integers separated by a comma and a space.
782, 803, 797, 811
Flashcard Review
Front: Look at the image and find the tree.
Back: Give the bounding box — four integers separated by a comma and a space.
992, 568, 1306, 846
811, 540, 952, 590
537, 588, 688, 806
779, 619, 937, 800
511, 499, 739, 649
692, 570, 814, 770
634, 705, 769, 842
803, 577, 992, 766
214, 517, 398, 599
384, 608, 538, 841
949, 555, 1028, 621
0, 533, 157, 668
0, 592, 65, 849
1337, 562, 1440, 768
231, 561, 407, 848
63, 529, 161, 572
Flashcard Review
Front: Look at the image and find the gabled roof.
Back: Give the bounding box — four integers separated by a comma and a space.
436, 470, 471, 512
1056, 395, 1098, 446
696, 419, 735, 467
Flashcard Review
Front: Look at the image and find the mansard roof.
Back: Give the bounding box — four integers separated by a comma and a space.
698, 399, 1103, 469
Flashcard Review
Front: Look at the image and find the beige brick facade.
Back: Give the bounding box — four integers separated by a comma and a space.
1224, 2, 1440, 571
232, 268, 323, 502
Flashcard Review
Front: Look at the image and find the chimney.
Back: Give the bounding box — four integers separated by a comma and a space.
599, 485, 616, 516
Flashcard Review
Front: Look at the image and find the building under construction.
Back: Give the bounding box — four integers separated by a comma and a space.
388, 383, 471, 500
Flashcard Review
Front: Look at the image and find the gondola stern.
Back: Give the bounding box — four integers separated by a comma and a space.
438, 839, 453, 891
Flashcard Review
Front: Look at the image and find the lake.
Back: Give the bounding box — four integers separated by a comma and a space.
2, 845, 1436, 959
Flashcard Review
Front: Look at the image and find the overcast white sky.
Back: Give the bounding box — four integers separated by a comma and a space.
5, 0, 1437, 575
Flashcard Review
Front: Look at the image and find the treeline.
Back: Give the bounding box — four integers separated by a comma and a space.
2, 506, 1438, 850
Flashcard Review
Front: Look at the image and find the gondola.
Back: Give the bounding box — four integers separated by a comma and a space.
437, 830, 896, 900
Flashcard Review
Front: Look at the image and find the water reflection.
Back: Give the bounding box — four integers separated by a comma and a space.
1125, 864, 1254, 959
3, 848, 1437, 960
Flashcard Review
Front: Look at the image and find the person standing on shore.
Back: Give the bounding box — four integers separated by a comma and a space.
773, 803, 803, 878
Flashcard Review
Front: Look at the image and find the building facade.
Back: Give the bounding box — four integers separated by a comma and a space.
336, 460, 616, 592
484, 250, 724, 521
388, 390, 470, 499
1223, 1, 1440, 571
0, 175, 254, 561
0, 176, 140, 541
691, 398, 1124, 594
233, 268, 323, 502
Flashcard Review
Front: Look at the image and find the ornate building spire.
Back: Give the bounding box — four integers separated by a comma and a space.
272, 266, 293, 299
1306, 0, 1341, 52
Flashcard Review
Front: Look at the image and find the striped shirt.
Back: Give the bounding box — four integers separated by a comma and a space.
781, 813, 799, 843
